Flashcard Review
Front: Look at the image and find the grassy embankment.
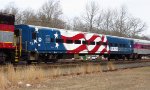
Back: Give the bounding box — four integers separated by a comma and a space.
0, 62, 115, 89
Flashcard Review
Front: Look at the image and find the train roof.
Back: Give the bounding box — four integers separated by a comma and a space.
106, 35, 150, 43
106, 35, 132, 40
16, 24, 150, 44
16, 24, 106, 35
133, 39, 150, 44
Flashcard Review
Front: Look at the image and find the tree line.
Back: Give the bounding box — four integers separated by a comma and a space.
0, 0, 149, 39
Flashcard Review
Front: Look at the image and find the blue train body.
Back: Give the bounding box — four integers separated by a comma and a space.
106, 35, 134, 60
14, 24, 150, 62
15, 24, 67, 53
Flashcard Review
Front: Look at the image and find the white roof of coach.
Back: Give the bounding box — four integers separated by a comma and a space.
27, 25, 150, 44
28, 24, 105, 35
133, 39, 150, 44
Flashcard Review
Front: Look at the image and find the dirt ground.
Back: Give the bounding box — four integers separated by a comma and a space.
15, 66, 150, 90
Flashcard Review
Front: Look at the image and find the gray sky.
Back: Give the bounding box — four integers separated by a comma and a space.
0, 0, 150, 36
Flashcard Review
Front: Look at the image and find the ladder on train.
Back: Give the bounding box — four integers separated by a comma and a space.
14, 34, 22, 63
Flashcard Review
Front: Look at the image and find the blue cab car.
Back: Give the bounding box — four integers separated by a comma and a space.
106, 35, 134, 60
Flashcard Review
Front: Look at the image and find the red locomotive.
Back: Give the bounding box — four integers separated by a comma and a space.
0, 13, 16, 63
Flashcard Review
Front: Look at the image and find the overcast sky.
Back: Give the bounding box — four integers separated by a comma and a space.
0, 0, 150, 36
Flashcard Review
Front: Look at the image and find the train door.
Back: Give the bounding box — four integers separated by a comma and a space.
33, 30, 43, 51
14, 29, 22, 62
35, 30, 50, 52
31, 30, 38, 51
27, 30, 39, 62
130, 40, 134, 53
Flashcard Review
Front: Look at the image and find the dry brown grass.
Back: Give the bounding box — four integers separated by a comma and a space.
0, 64, 102, 89
22, 66, 46, 83
48, 67, 62, 77
6, 65, 22, 85
0, 72, 10, 90
107, 62, 115, 70
74, 64, 102, 75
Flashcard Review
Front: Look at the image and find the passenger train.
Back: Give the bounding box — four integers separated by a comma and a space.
0, 13, 150, 64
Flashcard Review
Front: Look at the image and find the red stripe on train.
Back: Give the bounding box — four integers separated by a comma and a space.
0, 42, 15, 49
0, 24, 14, 32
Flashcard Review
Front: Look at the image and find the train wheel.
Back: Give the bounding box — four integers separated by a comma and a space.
108, 57, 110, 61
37, 59, 41, 64
57, 54, 63, 59
44, 59, 48, 63
126, 56, 130, 61
138, 55, 142, 60
132, 54, 138, 60
0, 52, 6, 64
51, 59, 58, 63
45, 59, 58, 63
10, 52, 16, 64
122, 55, 126, 61
27, 60, 32, 64
115, 56, 118, 61
50, 55, 59, 63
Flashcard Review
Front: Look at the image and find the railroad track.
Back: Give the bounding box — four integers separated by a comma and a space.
11, 59, 150, 69
102, 60, 150, 72
2, 59, 150, 71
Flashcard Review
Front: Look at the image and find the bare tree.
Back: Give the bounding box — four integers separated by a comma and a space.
127, 18, 146, 38
72, 17, 87, 31
0, 2, 22, 24
97, 10, 115, 34
108, 7, 146, 37
0, 1, 146, 38
21, 9, 38, 25
81, 5, 146, 38
140, 35, 150, 40
111, 7, 128, 37
82, 1, 99, 32
37, 0, 64, 28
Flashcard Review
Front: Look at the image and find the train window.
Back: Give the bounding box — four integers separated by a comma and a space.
45, 35, 50, 43
143, 45, 146, 49
103, 42, 107, 46
147, 46, 149, 49
123, 44, 126, 47
56, 39, 64, 43
119, 44, 122, 47
145, 46, 148, 49
32, 32, 36, 40
82, 41, 88, 45
146, 46, 148, 49
50, 38, 54, 42
148, 46, 150, 49
142, 45, 148, 49
96, 42, 101, 45
90, 41, 95, 45
141, 45, 144, 49
114, 43, 118, 47
66, 39, 73, 44
74, 40, 81, 44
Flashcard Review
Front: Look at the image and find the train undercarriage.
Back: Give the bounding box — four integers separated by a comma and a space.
20, 51, 65, 64
106, 54, 142, 61
0, 49, 15, 64
0, 49, 147, 64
